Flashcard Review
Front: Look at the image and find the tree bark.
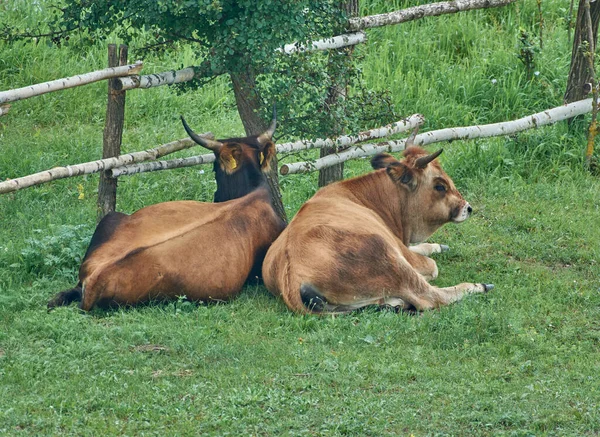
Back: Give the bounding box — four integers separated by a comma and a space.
564, 0, 600, 104
98, 44, 127, 222
318, 0, 359, 187
230, 70, 287, 222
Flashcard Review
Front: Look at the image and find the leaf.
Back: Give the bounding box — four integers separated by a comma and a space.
362, 335, 375, 344
77, 183, 85, 200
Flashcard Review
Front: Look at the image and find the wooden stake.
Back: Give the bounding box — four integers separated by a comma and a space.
98, 44, 128, 222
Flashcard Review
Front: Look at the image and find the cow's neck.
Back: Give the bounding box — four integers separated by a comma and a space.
340, 170, 414, 245
213, 163, 264, 202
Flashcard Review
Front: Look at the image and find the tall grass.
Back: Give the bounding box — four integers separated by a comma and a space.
1, 0, 600, 435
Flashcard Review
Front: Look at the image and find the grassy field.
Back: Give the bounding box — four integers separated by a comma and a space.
1, 0, 600, 435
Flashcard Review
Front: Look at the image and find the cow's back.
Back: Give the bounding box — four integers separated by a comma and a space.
80, 189, 284, 309
262, 188, 399, 312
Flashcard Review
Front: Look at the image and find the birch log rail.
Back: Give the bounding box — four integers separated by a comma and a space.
276, 114, 424, 153
348, 0, 518, 30
109, 153, 216, 177
281, 98, 600, 175
0, 62, 143, 104
278, 32, 367, 55
0, 133, 213, 194
117, 33, 368, 91
113, 0, 518, 92
116, 67, 196, 91
107, 116, 424, 177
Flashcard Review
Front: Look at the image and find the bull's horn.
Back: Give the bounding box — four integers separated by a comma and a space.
180, 116, 223, 151
257, 104, 277, 146
415, 149, 443, 169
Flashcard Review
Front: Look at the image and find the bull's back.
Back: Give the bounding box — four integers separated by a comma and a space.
81, 194, 283, 309
80, 200, 227, 279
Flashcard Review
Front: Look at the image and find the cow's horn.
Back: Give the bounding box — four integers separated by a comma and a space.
415, 149, 443, 169
181, 116, 223, 151
257, 104, 277, 146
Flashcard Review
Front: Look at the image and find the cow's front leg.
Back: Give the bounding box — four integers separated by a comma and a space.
409, 243, 449, 256
398, 246, 439, 281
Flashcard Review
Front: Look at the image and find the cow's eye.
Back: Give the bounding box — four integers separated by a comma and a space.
434, 184, 446, 192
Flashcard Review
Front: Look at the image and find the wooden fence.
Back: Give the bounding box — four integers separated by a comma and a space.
5, 0, 591, 216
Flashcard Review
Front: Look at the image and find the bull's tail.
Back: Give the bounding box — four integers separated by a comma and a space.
47, 283, 83, 309
300, 283, 357, 314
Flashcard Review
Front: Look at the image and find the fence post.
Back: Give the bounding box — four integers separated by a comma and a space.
318, 0, 360, 187
97, 44, 128, 222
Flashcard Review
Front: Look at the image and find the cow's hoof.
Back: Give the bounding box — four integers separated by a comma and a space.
440, 244, 450, 252
483, 283, 494, 292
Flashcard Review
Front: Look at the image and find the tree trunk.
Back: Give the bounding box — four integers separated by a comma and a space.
230, 70, 287, 222
318, 0, 359, 187
564, 0, 600, 104
97, 44, 127, 222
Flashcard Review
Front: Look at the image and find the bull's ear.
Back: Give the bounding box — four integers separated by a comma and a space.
371, 153, 399, 169
219, 143, 243, 174
386, 162, 417, 191
259, 140, 276, 171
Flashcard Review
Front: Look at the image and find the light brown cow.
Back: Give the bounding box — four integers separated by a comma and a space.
48, 114, 286, 311
262, 146, 492, 314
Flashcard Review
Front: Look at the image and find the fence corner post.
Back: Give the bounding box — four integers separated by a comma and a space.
97, 44, 128, 222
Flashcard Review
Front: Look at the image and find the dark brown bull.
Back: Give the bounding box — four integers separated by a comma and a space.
262, 146, 493, 314
48, 113, 286, 311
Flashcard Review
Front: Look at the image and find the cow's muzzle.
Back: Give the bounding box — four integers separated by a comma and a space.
453, 202, 472, 223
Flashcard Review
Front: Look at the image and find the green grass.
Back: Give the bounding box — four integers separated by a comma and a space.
2, 0, 600, 435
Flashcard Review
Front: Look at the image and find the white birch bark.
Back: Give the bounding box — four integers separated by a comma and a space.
278, 32, 367, 55
118, 34, 367, 91
108, 117, 423, 177
0, 133, 213, 194
281, 140, 407, 175
109, 153, 215, 177
276, 114, 424, 153
0, 62, 143, 104
349, 0, 517, 30
0, 104, 10, 116
281, 98, 599, 174
116, 67, 196, 91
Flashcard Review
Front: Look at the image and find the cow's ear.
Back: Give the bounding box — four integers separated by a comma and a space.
219, 143, 243, 174
386, 162, 417, 190
371, 153, 399, 169
259, 140, 276, 171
